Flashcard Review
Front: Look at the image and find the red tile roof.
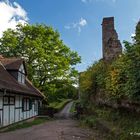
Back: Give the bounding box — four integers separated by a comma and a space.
0, 57, 44, 98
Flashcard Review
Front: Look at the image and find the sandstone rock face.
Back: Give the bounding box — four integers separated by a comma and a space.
102, 17, 122, 61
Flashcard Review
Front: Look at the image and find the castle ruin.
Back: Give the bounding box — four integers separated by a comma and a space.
102, 17, 122, 61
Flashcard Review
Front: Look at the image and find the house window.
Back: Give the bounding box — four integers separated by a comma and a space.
3, 96, 9, 105
18, 64, 25, 84
3, 96, 15, 105
9, 97, 15, 105
22, 98, 32, 111
34, 100, 38, 112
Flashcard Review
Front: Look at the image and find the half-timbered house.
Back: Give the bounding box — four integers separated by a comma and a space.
0, 56, 44, 127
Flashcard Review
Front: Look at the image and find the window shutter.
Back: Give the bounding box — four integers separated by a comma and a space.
22, 98, 24, 111
29, 99, 32, 110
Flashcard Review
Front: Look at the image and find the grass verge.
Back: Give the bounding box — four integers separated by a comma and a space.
80, 104, 140, 140
49, 99, 72, 112
0, 117, 50, 133
70, 100, 79, 113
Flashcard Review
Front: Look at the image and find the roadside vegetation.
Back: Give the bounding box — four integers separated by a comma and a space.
80, 104, 140, 140
49, 98, 72, 112
0, 117, 50, 132
79, 21, 140, 139
70, 101, 76, 113
70, 100, 80, 113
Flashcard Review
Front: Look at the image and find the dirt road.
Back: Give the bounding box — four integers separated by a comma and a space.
0, 102, 101, 140
54, 101, 73, 119
0, 119, 95, 140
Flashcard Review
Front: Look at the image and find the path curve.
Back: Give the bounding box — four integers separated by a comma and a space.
54, 101, 73, 119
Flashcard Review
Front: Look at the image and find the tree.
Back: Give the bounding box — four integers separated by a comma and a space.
0, 24, 81, 101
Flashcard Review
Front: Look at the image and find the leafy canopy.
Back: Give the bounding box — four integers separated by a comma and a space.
0, 24, 81, 101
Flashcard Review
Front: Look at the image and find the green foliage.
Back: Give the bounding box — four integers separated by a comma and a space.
0, 24, 81, 102
105, 56, 127, 99
79, 61, 107, 102
80, 21, 140, 101
81, 104, 140, 140
49, 99, 71, 111
70, 100, 80, 113
81, 115, 97, 128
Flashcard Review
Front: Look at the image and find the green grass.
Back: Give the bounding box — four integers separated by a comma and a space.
1, 117, 50, 132
81, 115, 97, 127
70, 100, 79, 113
80, 104, 140, 140
49, 99, 72, 111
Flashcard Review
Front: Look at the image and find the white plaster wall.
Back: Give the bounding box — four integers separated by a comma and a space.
15, 109, 19, 122
32, 104, 35, 116
15, 96, 20, 122
15, 96, 20, 107
35, 100, 38, 116
19, 96, 23, 121
3, 106, 9, 126
9, 105, 15, 124
19, 108, 23, 121
27, 111, 29, 118
1, 94, 39, 127
23, 111, 26, 120
0, 95, 3, 127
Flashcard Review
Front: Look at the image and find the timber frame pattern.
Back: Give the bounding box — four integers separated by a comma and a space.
0, 56, 44, 127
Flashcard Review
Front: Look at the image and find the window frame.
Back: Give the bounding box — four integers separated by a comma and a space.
34, 100, 38, 112
3, 96, 15, 105
18, 71, 25, 84
18, 64, 25, 84
22, 98, 32, 112
3, 96, 9, 105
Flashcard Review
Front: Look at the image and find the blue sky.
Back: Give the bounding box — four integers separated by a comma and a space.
0, 0, 140, 71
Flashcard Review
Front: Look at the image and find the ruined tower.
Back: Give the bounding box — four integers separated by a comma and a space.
102, 17, 122, 61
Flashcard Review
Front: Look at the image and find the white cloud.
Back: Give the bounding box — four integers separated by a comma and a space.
131, 33, 135, 37
130, 33, 135, 42
79, 18, 87, 26
64, 18, 87, 33
0, 0, 28, 37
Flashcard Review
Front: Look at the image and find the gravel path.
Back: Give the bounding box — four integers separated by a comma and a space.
0, 119, 95, 140
0, 102, 103, 140
54, 101, 73, 119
